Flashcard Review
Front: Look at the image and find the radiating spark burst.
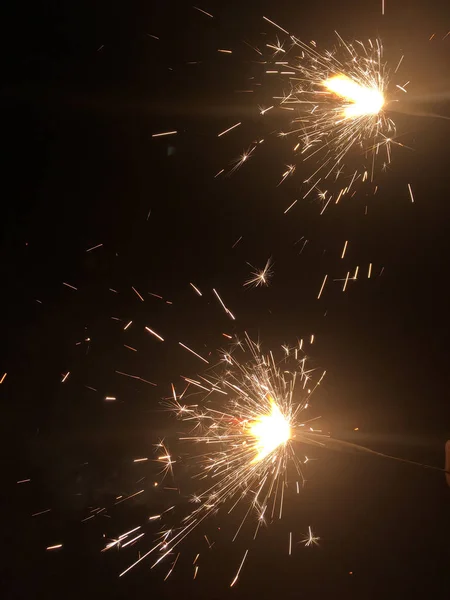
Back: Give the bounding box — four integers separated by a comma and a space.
272, 32, 398, 190
244, 258, 274, 288
302, 525, 320, 547
122, 334, 325, 578
224, 27, 406, 204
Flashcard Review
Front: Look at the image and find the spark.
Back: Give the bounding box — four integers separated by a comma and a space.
341, 240, 348, 259
62, 282, 77, 291
408, 183, 415, 203
190, 283, 203, 296
114, 490, 144, 506
17, 479, 31, 484
152, 130, 177, 137
303, 526, 320, 547
317, 274, 328, 299
244, 258, 274, 288
232, 236, 243, 248
46, 544, 63, 551
213, 288, 236, 320
86, 243, 103, 252
124, 320, 133, 330
164, 553, 180, 580
145, 326, 165, 342
218, 49, 232, 54
115, 371, 157, 386
0, 372, 7, 384
61, 371, 70, 383
343, 271, 350, 292
32, 509, 51, 517
132, 287, 144, 302
193, 5, 213, 18
230, 549, 249, 587
133, 458, 148, 463
218, 122, 241, 137
368, 263, 372, 278
121, 533, 145, 548
262, 16, 289, 35
289, 531, 293, 555
178, 342, 210, 364
284, 199, 298, 214
105, 396, 116, 401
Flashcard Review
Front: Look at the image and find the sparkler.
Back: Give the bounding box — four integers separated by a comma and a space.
121, 334, 326, 582
220, 26, 408, 209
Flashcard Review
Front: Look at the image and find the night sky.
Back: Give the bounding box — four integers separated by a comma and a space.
3, 1, 450, 598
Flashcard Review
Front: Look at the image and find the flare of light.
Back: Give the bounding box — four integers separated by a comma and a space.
323, 74, 385, 118
248, 396, 291, 463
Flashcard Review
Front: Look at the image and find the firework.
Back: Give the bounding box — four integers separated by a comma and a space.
121, 334, 325, 582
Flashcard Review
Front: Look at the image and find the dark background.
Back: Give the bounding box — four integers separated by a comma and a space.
2, 1, 449, 598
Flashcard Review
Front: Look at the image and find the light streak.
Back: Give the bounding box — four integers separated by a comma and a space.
190, 283, 203, 296
46, 544, 63, 551
317, 274, 328, 299
178, 342, 210, 364
341, 240, 348, 259
152, 131, 177, 137
132, 287, 144, 302
218, 122, 241, 137
230, 550, 249, 587
408, 183, 415, 203
145, 326, 165, 342
193, 6, 213, 18
86, 243, 103, 252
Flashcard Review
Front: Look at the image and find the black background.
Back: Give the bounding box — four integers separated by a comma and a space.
2, 1, 449, 598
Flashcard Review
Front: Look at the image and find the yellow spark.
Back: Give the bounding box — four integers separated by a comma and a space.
341, 240, 348, 259
218, 122, 241, 137
317, 274, 327, 299
46, 544, 63, 551
189, 282, 202, 296
178, 342, 209, 364
145, 326, 165, 342
408, 183, 414, 203
230, 549, 249, 587
132, 286, 144, 301
323, 74, 385, 119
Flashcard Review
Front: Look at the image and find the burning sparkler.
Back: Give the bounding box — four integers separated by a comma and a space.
221, 25, 408, 209
121, 334, 326, 583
